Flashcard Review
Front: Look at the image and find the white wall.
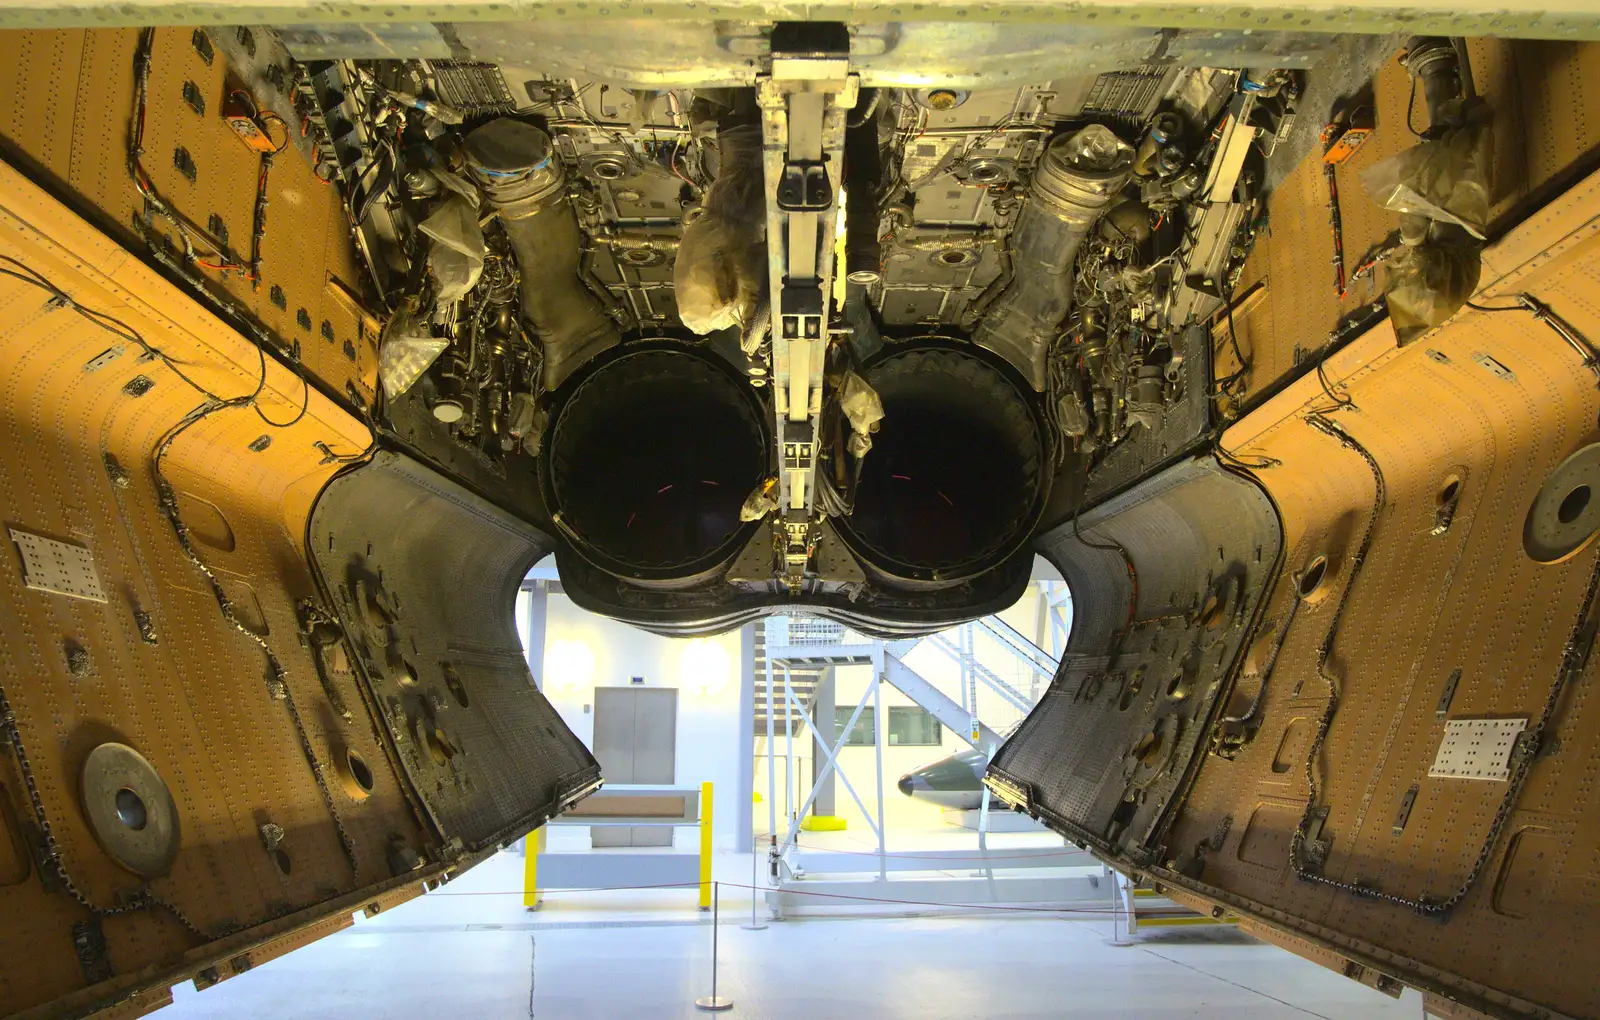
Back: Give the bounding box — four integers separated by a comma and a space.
751, 662, 956, 837
752, 567, 1070, 840
522, 555, 1072, 849
535, 591, 746, 851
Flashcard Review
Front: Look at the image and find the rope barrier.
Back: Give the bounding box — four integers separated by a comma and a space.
770, 844, 1089, 862
430, 880, 1125, 916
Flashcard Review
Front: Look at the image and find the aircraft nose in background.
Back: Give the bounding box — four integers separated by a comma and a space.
897, 774, 916, 797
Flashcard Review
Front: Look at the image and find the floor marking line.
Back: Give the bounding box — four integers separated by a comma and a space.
1138, 946, 1336, 1020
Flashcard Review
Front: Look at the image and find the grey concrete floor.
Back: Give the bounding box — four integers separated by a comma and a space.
155, 853, 1426, 1019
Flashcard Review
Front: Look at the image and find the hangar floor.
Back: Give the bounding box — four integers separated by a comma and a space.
151, 851, 1421, 1020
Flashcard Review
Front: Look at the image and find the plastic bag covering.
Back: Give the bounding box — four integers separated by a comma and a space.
839, 370, 885, 458
739, 478, 779, 522
508, 393, 550, 456
431, 167, 482, 209
420, 194, 486, 302
378, 310, 449, 400
1381, 241, 1483, 344
1360, 119, 1491, 239
1058, 123, 1136, 174
675, 124, 766, 335
1056, 390, 1090, 437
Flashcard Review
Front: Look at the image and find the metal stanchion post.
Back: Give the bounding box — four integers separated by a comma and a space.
1107, 868, 1133, 947
695, 881, 734, 1011
742, 836, 767, 931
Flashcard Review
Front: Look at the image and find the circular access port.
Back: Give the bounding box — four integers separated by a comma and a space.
965, 161, 1009, 185
833, 344, 1047, 586
932, 248, 978, 268
1166, 671, 1193, 701
114, 788, 148, 830
591, 157, 629, 180
397, 660, 420, 687
426, 728, 460, 766
1525, 443, 1600, 563
1439, 475, 1463, 507
547, 344, 768, 582
338, 748, 376, 801
1296, 555, 1329, 600
80, 742, 181, 877
444, 665, 471, 709
1118, 670, 1145, 712
917, 87, 968, 111
620, 247, 666, 267
1132, 729, 1164, 765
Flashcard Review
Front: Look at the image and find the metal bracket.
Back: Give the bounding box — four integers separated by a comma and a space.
1302, 806, 1332, 873
1391, 784, 1419, 836
756, 32, 857, 588
1429, 717, 1528, 781
777, 160, 832, 211
9, 528, 107, 603
71, 918, 113, 985
1435, 668, 1462, 717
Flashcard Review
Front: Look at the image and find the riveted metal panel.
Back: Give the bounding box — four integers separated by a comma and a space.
1429, 718, 1528, 781
306, 450, 602, 852
0, 26, 379, 413
1230, 39, 1600, 407
9, 529, 108, 602
1154, 164, 1600, 1020
0, 2, 1597, 44
1001, 456, 1282, 857
0, 153, 428, 1018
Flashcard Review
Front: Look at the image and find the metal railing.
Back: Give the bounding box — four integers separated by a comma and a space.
757, 604, 1068, 884
761, 609, 1060, 743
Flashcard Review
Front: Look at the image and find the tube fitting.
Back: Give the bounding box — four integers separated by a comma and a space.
1403, 37, 1466, 132
971, 125, 1133, 390
464, 119, 619, 391
844, 111, 884, 285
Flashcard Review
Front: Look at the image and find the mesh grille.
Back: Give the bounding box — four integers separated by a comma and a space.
431, 61, 517, 114
1081, 67, 1169, 123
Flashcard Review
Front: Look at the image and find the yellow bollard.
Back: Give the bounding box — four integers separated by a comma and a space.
523, 826, 545, 910
699, 780, 714, 911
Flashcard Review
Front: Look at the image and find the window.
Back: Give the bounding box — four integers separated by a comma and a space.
837, 706, 875, 746
834, 706, 943, 746
888, 706, 942, 746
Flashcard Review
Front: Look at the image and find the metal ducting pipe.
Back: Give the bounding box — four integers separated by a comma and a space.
971, 126, 1134, 390
544, 343, 769, 587
464, 119, 619, 391
1404, 37, 1467, 131
844, 102, 883, 285
833, 343, 1048, 589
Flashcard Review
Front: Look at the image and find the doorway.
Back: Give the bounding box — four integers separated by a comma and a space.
591, 686, 678, 847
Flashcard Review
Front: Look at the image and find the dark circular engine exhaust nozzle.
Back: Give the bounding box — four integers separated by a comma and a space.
545, 343, 769, 586
834, 343, 1049, 588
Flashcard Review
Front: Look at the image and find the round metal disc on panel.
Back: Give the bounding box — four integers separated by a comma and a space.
80, 742, 180, 877
1525, 443, 1600, 564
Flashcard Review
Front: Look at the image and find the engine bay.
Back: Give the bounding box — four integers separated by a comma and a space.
292, 29, 1326, 634
3, 12, 1599, 1019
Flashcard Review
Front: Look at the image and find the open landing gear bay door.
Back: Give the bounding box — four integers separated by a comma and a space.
0, 149, 594, 1019
307, 450, 601, 852
990, 149, 1600, 1020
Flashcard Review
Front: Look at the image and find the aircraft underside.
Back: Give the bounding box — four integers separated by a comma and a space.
0, 8, 1597, 1019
